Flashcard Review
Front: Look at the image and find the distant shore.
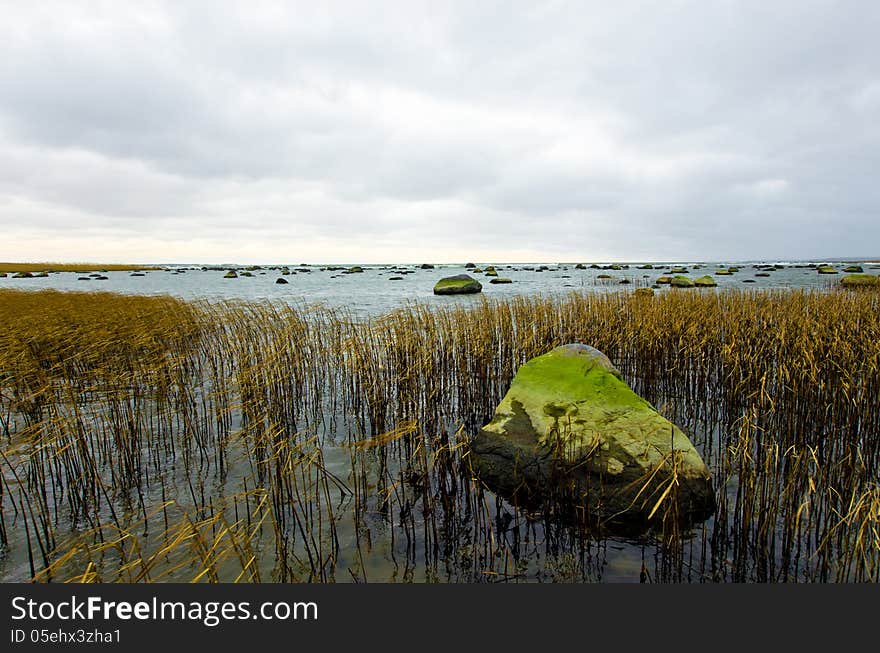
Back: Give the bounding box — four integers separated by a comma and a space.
0, 262, 161, 273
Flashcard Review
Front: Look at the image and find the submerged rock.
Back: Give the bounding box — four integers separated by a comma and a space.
490, 277, 513, 284
470, 344, 715, 522
433, 274, 482, 295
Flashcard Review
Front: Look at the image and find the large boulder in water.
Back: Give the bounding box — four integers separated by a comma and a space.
470, 344, 714, 522
433, 274, 482, 295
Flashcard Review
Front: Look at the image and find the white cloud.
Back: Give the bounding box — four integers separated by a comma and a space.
0, 1, 878, 262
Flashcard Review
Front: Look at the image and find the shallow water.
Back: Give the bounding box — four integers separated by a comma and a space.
1, 260, 877, 583
2, 260, 873, 315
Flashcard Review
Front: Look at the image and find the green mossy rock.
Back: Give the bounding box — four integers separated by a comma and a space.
714, 269, 732, 276
224, 271, 238, 278
843, 265, 864, 273
638, 264, 654, 269
472, 268, 483, 273
433, 274, 482, 295
695, 275, 717, 287
470, 344, 714, 521
655, 276, 672, 284
841, 274, 879, 288
490, 277, 513, 284
485, 269, 499, 277
670, 275, 694, 288
817, 265, 837, 274
670, 267, 688, 274
347, 266, 365, 273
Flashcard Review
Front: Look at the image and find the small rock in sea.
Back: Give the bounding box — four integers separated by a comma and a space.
489, 278, 513, 284
671, 275, 694, 288
433, 274, 482, 295
695, 275, 717, 287
275, 278, 288, 284
841, 274, 880, 288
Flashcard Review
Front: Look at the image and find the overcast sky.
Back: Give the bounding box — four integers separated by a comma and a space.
1, 1, 878, 263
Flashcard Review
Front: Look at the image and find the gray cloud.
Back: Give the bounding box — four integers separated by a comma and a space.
0, 0, 878, 263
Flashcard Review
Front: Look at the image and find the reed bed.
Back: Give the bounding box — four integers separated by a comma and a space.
0, 286, 878, 582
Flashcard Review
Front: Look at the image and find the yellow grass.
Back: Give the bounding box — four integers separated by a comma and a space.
1, 286, 878, 582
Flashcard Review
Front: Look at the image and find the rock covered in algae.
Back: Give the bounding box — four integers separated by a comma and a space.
670, 275, 694, 288
433, 274, 482, 295
470, 344, 715, 521
841, 273, 879, 288
694, 275, 717, 287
